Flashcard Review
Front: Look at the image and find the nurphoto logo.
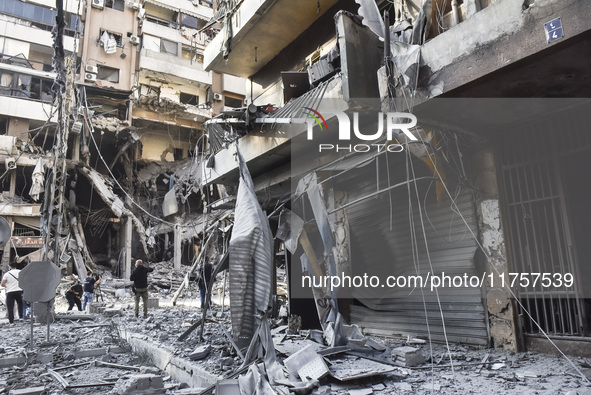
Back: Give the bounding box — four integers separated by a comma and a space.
303, 110, 418, 153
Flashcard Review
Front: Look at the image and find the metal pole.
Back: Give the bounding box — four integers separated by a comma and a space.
46, 302, 50, 342
30, 303, 34, 349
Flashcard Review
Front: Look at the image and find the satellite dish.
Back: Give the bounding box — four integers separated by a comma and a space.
0, 216, 11, 248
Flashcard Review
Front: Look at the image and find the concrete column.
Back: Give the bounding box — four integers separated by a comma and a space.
9, 171, 16, 197
1, 217, 13, 270
327, 189, 351, 277
72, 133, 81, 162
123, 215, 133, 280
173, 225, 181, 270
327, 188, 352, 321
472, 146, 518, 351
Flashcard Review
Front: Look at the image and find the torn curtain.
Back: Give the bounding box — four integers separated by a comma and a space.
229, 148, 274, 348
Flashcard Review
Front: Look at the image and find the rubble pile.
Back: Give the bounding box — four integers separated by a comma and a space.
0, 298, 590, 394
91, 116, 132, 133
1, 270, 590, 394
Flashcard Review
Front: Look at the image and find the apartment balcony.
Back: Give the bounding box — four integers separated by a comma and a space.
0, 203, 41, 217
0, 63, 57, 122
141, 19, 210, 49
203, 0, 339, 78
138, 48, 212, 87
0, 15, 77, 53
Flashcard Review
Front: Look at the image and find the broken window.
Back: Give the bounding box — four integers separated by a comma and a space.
224, 96, 243, 108
140, 84, 160, 98
160, 39, 178, 56
105, 0, 125, 11
180, 92, 199, 106
179, 13, 202, 29
29, 77, 53, 102
144, 3, 178, 28
181, 45, 203, 63
97, 66, 120, 83
173, 148, 184, 160
99, 29, 123, 47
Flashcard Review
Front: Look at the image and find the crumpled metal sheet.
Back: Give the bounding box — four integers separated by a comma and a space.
354, 0, 385, 40
295, 173, 347, 346
229, 148, 273, 348
275, 208, 304, 254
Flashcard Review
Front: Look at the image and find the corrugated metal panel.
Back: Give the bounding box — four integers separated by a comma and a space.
337, 153, 487, 345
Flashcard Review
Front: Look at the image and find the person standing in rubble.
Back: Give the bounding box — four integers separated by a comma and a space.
130, 259, 154, 318
66, 282, 83, 311
1, 262, 23, 324
82, 271, 101, 312
197, 259, 213, 309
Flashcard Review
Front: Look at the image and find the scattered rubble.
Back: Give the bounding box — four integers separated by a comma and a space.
1, 270, 591, 394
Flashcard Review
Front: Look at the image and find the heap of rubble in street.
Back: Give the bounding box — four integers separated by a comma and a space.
1, 268, 590, 395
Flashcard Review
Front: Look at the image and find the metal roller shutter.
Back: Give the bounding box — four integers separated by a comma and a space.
332, 152, 488, 345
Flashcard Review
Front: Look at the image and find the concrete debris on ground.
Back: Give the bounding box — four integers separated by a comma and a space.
1, 271, 591, 394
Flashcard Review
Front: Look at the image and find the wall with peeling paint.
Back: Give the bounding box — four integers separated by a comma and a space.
472, 147, 518, 351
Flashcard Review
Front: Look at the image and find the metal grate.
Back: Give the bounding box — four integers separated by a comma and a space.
498, 111, 591, 337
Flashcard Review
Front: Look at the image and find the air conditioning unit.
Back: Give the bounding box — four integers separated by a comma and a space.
129, 35, 140, 45
91, 0, 104, 9
213, 93, 223, 101
85, 65, 98, 74
127, 1, 140, 10
71, 121, 83, 135
5, 157, 16, 170
85, 72, 97, 82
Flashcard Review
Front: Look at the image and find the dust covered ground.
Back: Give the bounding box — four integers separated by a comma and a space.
0, 270, 590, 394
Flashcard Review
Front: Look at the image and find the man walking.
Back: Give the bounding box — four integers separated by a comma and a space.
82, 272, 101, 312
197, 259, 213, 309
130, 259, 154, 318
1, 262, 23, 323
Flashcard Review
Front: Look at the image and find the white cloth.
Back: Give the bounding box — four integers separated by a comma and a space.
2, 269, 22, 293
29, 158, 45, 201
104, 38, 117, 54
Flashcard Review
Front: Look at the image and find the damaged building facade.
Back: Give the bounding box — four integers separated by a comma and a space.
1, 0, 591, 391
198, 0, 591, 357
0, 0, 246, 279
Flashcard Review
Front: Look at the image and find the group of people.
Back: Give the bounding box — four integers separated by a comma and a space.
1, 257, 214, 323
65, 271, 101, 312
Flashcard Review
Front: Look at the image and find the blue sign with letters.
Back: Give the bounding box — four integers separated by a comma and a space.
544, 17, 564, 43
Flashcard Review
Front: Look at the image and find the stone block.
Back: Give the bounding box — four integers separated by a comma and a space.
9, 387, 46, 395
114, 374, 164, 395
392, 346, 425, 367
89, 303, 106, 314
188, 345, 211, 361
72, 347, 108, 358
104, 307, 123, 317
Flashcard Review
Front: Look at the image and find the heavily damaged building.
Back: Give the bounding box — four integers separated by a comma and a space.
0, 0, 591, 393
1, 0, 246, 278
199, 0, 591, 356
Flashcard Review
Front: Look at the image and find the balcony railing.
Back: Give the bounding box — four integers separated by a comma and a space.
0, 59, 55, 103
